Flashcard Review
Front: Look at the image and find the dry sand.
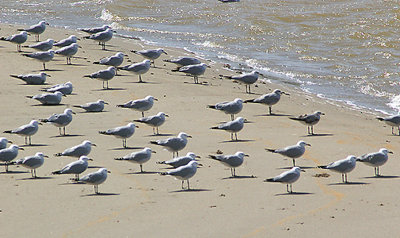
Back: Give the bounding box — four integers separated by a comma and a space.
0, 23, 399, 237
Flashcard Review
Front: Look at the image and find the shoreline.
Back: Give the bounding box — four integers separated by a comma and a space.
0, 23, 399, 237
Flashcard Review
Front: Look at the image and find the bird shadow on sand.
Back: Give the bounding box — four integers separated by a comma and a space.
220, 139, 255, 143
363, 175, 399, 179
275, 192, 314, 196
0, 170, 29, 174
18, 176, 54, 180
50, 134, 84, 138
277, 166, 315, 170
170, 188, 212, 193
32, 103, 66, 107
302, 133, 334, 137
88, 166, 105, 169
328, 181, 369, 186
125, 171, 159, 175
77, 111, 109, 114
221, 175, 257, 180
92, 88, 127, 91
145, 133, 175, 137
110, 146, 144, 151
55, 63, 87, 67
38, 69, 64, 72
20, 143, 49, 147
19, 83, 50, 86
183, 81, 209, 86
255, 113, 292, 117
125, 81, 161, 84
81, 192, 120, 197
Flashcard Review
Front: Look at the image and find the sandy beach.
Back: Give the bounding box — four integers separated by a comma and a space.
0, 23, 399, 237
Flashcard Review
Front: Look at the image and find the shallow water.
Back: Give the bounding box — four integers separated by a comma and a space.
1, 0, 400, 114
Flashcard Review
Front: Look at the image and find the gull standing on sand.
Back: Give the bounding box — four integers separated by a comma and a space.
52, 156, 92, 181
22, 50, 55, 70
26, 39, 54, 51
160, 160, 199, 190
290, 111, 324, 135
0, 138, 12, 150
266, 141, 311, 167
119, 59, 151, 83
42, 81, 73, 95
3, 120, 41, 145
18, 21, 48, 41
54, 35, 77, 47
40, 108, 75, 136
376, 115, 400, 135
55, 43, 79, 65
209, 151, 249, 177
357, 148, 393, 176
73, 100, 108, 112
79, 168, 110, 194
14, 152, 48, 178
132, 48, 167, 67
0, 145, 23, 172
27, 91, 64, 105
157, 152, 200, 168
79, 25, 111, 34
94, 52, 125, 75
84, 28, 113, 50
10, 72, 49, 85
318, 155, 357, 183
151, 132, 191, 158
115, 147, 156, 172
164, 56, 201, 70
207, 98, 243, 120
99, 123, 137, 148
221, 71, 259, 94
55, 140, 96, 157
134, 112, 168, 135
117, 95, 156, 117
211, 117, 245, 141
265, 167, 304, 193
84, 66, 116, 89
244, 89, 289, 115
0, 31, 28, 52
179, 63, 208, 84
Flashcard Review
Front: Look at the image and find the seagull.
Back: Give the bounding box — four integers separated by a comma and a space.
157, 152, 200, 168
0, 138, 12, 150
55, 43, 79, 64
27, 91, 64, 105
0, 145, 23, 172
290, 111, 324, 135
94, 52, 125, 75
265, 167, 304, 193
376, 115, 400, 135
357, 148, 393, 176
244, 89, 289, 115
164, 57, 201, 70
26, 39, 54, 51
207, 98, 243, 120
211, 117, 245, 141
84, 66, 116, 89
42, 81, 73, 95
14, 152, 48, 178
55, 140, 96, 157
117, 95, 156, 117
73, 99, 108, 112
54, 35, 78, 47
83, 28, 113, 50
134, 112, 168, 135
22, 50, 55, 70
119, 59, 151, 83
40, 108, 75, 136
179, 63, 208, 84
160, 161, 199, 190
115, 147, 156, 172
0, 31, 28, 52
18, 21, 48, 41
4, 120, 41, 145
221, 71, 259, 94
151, 132, 191, 158
79, 25, 111, 34
99, 123, 137, 148
132, 48, 167, 67
318, 155, 357, 183
10, 72, 50, 85
52, 156, 92, 181
209, 151, 249, 177
79, 168, 110, 194
266, 141, 311, 167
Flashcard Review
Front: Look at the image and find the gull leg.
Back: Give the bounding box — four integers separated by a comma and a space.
139, 75, 142, 83
181, 180, 184, 189
63, 127, 66, 135
106, 81, 109, 89
142, 111, 144, 117
248, 85, 251, 94
43, 62, 46, 71
5, 163, 8, 172
187, 180, 190, 190
29, 136, 32, 145
269, 106, 272, 115
25, 136, 27, 145
140, 164, 143, 173
235, 133, 238, 141
231, 114, 234, 120
292, 158, 296, 167
286, 184, 289, 193
156, 127, 159, 135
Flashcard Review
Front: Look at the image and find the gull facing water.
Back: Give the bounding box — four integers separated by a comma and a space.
207, 98, 243, 120
115, 147, 156, 172
357, 148, 393, 176
266, 141, 311, 167
265, 167, 305, 194
318, 155, 357, 183
151, 132, 191, 158
99, 123, 137, 148
40, 108, 75, 136
4, 120, 41, 145
52, 156, 92, 181
290, 111, 324, 135
160, 161, 199, 190
14, 152, 48, 178
209, 151, 249, 177
244, 89, 289, 115
134, 112, 168, 135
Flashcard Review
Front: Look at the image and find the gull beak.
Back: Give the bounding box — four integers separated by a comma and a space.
152, 151, 157, 153
301, 169, 306, 172
7, 140, 12, 144
165, 114, 169, 117
19, 147, 24, 150
154, 98, 159, 101
244, 154, 250, 157
321, 112, 325, 115
187, 135, 192, 138
104, 102, 109, 105
389, 151, 394, 154
88, 158, 94, 161
282, 92, 290, 95
71, 111, 76, 114
38, 122, 43, 125
78, 46, 82, 48
107, 170, 111, 173
92, 143, 97, 147
197, 163, 203, 167
43, 155, 49, 158
135, 125, 139, 128
306, 143, 311, 147
45, 22, 49, 25
47, 74, 51, 77
195, 155, 201, 158
62, 94, 67, 97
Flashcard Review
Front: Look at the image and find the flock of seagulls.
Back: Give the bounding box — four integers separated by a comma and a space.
0, 21, 397, 195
